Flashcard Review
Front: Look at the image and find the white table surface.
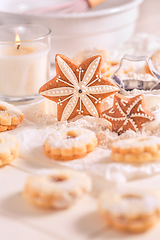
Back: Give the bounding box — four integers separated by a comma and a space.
2, 0, 160, 239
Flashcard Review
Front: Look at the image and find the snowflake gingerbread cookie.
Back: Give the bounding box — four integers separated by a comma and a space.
39, 54, 119, 121
101, 93, 154, 134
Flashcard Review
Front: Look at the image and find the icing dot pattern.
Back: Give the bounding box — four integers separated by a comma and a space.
39, 54, 119, 121
102, 93, 154, 134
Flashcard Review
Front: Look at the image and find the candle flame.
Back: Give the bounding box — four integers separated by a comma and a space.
15, 34, 20, 49
15, 34, 20, 42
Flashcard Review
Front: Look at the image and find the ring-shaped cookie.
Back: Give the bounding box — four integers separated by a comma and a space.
0, 132, 19, 166
98, 188, 160, 233
111, 136, 160, 163
0, 101, 24, 130
44, 127, 98, 160
23, 169, 92, 209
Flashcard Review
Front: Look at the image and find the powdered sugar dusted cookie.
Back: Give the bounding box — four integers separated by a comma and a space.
101, 93, 154, 134
39, 54, 119, 121
44, 127, 97, 160
0, 132, 19, 166
145, 49, 160, 75
72, 47, 111, 73
105, 60, 133, 77
111, 136, 160, 163
0, 101, 24, 131
23, 168, 92, 209
98, 188, 160, 233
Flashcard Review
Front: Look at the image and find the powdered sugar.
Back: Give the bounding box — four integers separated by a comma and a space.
19, 98, 156, 150
99, 188, 160, 217
13, 92, 160, 183
112, 136, 160, 149
10, 33, 160, 183
20, 99, 58, 127
24, 168, 92, 209
118, 72, 158, 82
45, 127, 97, 149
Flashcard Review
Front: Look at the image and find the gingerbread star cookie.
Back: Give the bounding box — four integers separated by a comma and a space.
101, 93, 154, 134
39, 54, 119, 121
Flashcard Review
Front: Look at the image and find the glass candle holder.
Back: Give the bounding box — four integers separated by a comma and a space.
0, 24, 51, 102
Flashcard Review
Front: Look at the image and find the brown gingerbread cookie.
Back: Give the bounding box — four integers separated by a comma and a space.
101, 93, 154, 134
39, 54, 119, 121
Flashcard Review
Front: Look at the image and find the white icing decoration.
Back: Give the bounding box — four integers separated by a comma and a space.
103, 95, 154, 133
88, 85, 118, 94
41, 87, 74, 97
131, 113, 153, 121
103, 113, 125, 121
41, 56, 118, 120
109, 108, 115, 114
81, 95, 99, 117
121, 99, 128, 106
61, 94, 79, 121
137, 104, 143, 112
115, 100, 126, 117
128, 118, 139, 132
57, 56, 78, 87
117, 124, 124, 133
126, 96, 142, 115
82, 57, 100, 86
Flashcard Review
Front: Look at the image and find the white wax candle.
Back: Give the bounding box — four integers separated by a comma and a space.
0, 42, 49, 97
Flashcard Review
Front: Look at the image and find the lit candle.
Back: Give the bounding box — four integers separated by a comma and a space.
0, 24, 50, 101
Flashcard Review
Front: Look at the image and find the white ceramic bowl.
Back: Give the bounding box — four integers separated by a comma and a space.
0, 0, 143, 62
